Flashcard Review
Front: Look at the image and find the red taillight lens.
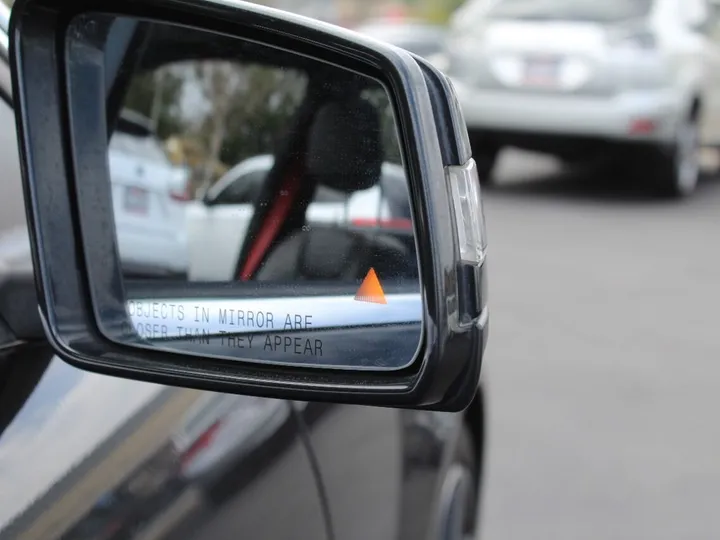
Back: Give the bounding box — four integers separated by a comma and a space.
628, 118, 657, 135
170, 191, 192, 202
180, 420, 222, 470
170, 184, 193, 202
351, 218, 413, 230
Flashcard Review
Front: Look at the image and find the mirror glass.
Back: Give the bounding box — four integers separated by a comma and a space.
66, 14, 423, 370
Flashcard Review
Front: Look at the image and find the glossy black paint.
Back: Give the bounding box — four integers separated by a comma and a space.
0, 350, 484, 540
0, 19, 486, 540
9, 0, 488, 411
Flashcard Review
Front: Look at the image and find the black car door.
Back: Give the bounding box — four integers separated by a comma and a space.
0, 31, 329, 540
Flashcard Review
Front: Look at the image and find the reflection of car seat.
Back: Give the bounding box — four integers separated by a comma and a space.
256, 97, 414, 282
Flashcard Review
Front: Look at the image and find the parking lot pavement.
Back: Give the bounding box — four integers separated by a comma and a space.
477, 149, 720, 540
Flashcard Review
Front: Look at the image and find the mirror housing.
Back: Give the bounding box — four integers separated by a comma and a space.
10, 0, 488, 411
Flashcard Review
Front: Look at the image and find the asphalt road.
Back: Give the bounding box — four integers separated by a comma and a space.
477, 149, 720, 540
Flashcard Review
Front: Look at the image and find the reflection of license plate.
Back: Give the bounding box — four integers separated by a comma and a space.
124, 186, 149, 214
523, 56, 560, 86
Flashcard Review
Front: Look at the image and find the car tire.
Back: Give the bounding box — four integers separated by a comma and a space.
652, 114, 701, 198
437, 426, 478, 540
468, 133, 500, 187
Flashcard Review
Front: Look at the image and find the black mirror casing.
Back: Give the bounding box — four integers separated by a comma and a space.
9, 0, 488, 411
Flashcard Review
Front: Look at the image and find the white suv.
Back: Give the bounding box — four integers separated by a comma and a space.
108, 110, 190, 278
446, 0, 720, 196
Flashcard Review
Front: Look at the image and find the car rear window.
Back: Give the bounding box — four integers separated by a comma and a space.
488, 0, 654, 23
109, 131, 171, 164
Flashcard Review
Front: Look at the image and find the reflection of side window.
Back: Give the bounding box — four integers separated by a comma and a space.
213, 169, 267, 205
360, 86, 403, 166
381, 170, 412, 220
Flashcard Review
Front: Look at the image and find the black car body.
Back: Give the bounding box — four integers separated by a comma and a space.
0, 17, 486, 540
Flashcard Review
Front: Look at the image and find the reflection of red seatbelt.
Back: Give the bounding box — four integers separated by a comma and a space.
238, 161, 303, 281
351, 218, 413, 230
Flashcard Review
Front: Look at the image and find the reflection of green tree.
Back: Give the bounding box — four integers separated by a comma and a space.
124, 69, 186, 139
121, 57, 403, 191
208, 66, 307, 168
403, 0, 467, 25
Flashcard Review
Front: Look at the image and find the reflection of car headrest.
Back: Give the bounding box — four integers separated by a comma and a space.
306, 98, 383, 193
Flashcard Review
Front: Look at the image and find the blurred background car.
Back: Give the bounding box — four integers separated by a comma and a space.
355, 16, 449, 65
444, 0, 720, 197
108, 109, 191, 279
185, 154, 412, 281
170, 395, 292, 505
0, 1, 8, 48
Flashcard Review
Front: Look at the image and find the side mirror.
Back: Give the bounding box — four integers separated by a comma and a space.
10, 0, 488, 411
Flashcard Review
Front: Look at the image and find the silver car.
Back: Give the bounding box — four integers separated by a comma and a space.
446, 0, 720, 197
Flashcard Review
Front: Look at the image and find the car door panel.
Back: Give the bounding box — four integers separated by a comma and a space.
298, 402, 461, 540
186, 202, 255, 281
0, 357, 328, 540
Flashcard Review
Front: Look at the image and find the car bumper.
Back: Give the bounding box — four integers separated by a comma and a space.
453, 81, 679, 144
117, 230, 188, 276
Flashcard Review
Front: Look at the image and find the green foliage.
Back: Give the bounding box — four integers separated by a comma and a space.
121, 55, 407, 189
124, 69, 186, 140
418, 0, 467, 24
204, 66, 307, 168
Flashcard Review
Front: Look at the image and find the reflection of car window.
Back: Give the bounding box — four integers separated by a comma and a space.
314, 186, 347, 204
380, 169, 412, 220
360, 87, 403, 166
214, 168, 267, 205
488, 0, 654, 22
212, 163, 351, 206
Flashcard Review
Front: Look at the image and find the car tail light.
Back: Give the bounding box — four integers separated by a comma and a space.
179, 420, 222, 470
351, 218, 413, 230
169, 183, 193, 202
629, 118, 657, 135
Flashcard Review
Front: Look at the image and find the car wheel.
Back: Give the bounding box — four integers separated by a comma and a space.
654, 114, 701, 198
468, 134, 500, 187
437, 426, 478, 540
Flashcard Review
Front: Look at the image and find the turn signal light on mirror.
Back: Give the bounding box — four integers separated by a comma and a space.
448, 159, 486, 265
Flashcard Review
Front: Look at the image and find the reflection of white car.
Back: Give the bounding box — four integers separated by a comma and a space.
171, 394, 290, 486
446, 0, 720, 196
109, 111, 191, 277
186, 154, 411, 281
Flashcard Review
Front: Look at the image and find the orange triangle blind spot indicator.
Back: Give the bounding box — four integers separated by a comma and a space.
354, 268, 387, 305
